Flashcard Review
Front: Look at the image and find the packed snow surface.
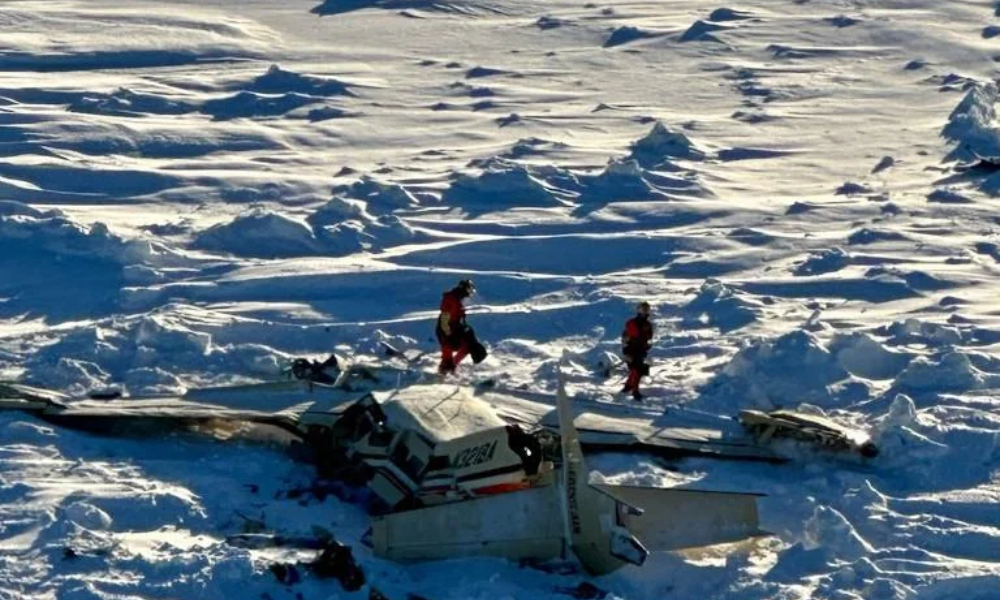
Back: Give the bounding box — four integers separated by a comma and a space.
2, 0, 1000, 599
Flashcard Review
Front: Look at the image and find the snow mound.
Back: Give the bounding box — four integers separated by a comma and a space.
32, 358, 112, 395
848, 228, 907, 245
201, 91, 322, 120
708, 7, 753, 21
136, 315, 213, 357
828, 332, 912, 380
247, 64, 354, 97
575, 158, 703, 203
465, 65, 509, 78
437, 128, 712, 213
871, 155, 895, 174
121, 367, 187, 395
308, 197, 367, 224
681, 279, 760, 332
942, 82, 1000, 163
332, 175, 420, 213
836, 181, 873, 196
629, 122, 707, 167
928, 188, 973, 203
894, 352, 988, 394
535, 15, 565, 30
604, 26, 657, 47
63, 502, 113, 530
804, 505, 874, 560
68, 88, 197, 117
825, 15, 861, 28
794, 247, 850, 276
871, 393, 917, 439
0, 201, 180, 267
442, 158, 567, 209
504, 136, 568, 158
193, 210, 321, 258
22, 309, 300, 393
679, 20, 734, 43
307, 105, 351, 121
308, 198, 426, 254
880, 318, 963, 347
701, 329, 873, 410
768, 506, 873, 584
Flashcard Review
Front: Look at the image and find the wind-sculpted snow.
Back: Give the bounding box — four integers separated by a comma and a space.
942, 83, 1000, 163
193, 211, 321, 258
22, 309, 298, 394
67, 88, 198, 117
191, 205, 427, 259
245, 65, 355, 97
708, 7, 752, 22
0, 6, 274, 71
0, 161, 186, 200
629, 122, 708, 166
679, 20, 735, 43
439, 131, 711, 215
3, 0, 1000, 598
332, 175, 422, 212
200, 66, 356, 120
701, 317, 1000, 411
680, 279, 761, 332
443, 158, 570, 209
701, 329, 860, 410
0, 201, 175, 265
311, 0, 510, 16
604, 26, 659, 48
201, 92, 326, 120
941, 83, 1000, 195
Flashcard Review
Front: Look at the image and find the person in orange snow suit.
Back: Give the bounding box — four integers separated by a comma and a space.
436, 279, 476, 375
621, 301, 654, 400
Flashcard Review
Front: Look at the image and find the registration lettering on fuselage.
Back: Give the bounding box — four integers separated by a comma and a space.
452, 440, 499, 470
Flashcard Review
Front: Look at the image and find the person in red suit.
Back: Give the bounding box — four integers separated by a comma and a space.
621, 301, 654, 400
436, 279, 476, 376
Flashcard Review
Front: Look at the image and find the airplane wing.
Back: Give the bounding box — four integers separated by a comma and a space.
477, 387, 779, 462
0, 380, 358, 431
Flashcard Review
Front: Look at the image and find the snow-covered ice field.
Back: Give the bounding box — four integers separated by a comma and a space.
2, 0, 1000, 598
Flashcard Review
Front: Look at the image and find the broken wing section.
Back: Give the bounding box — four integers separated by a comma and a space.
0, 380, 356, 432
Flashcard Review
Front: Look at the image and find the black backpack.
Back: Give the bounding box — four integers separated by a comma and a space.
463, 327, 488, 364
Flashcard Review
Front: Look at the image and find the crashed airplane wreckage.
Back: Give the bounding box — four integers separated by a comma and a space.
0, 360, 773, 573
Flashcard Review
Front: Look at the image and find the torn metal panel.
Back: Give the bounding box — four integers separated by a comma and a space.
739, 409, 879, 457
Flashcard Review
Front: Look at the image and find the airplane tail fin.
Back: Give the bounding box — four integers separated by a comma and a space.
556, 366, 648, 574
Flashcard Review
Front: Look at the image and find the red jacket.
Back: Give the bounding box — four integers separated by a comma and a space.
622, 316, 653, 356
441, 290, 466, 325
437, 289, 467, 342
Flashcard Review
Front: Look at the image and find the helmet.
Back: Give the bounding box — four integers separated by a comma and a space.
636, 301, 651, 315
457, 279, 476, 297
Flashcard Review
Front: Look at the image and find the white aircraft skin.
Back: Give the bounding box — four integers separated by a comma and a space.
0, 365, 766, 574
370, 365, 764, 574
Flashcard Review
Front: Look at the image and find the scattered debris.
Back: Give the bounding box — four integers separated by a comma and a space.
261, 538, 365, 592
308, 540, 366, 591
556, 582, 608, 599
740, 409, 879, 458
